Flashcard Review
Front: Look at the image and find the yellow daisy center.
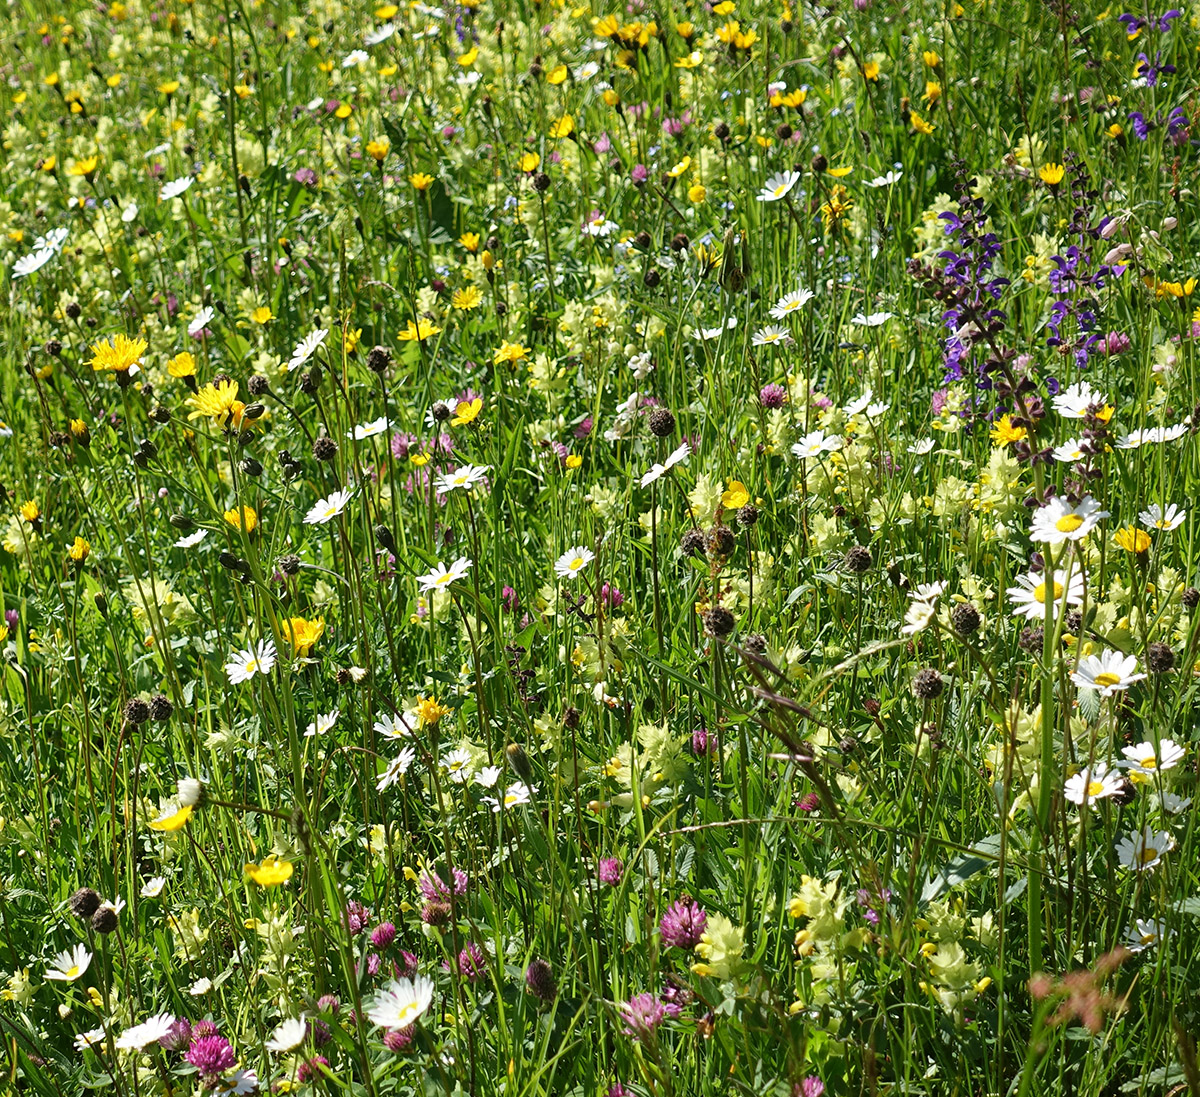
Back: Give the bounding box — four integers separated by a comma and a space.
1094, 672, 1121, 687
1056, 514, 1084, 533
1139, 756, 1156, 769
1139, 846, 1158, 865
1086, 780, 1104, 797
1033, 581, 1063, 603
65, 965, 80, 978
570, 557, 585, 570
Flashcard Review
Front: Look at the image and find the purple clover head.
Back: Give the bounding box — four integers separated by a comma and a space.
660, 897, 707, 949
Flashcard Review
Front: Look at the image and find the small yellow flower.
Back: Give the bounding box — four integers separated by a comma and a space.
547, 64, 568, 84
187, 380, 241, 427
69, 418, 88, 438
861, 59, 880, 81
157, 80, 180, 95
19, 501, 40, 523
988, 414, 1027, 446
493, 341, 531, 365
167, 351, 196, 379
410, 453, 430, 467
666, 155, 692, 178
519, 152, 540, 173
415, 696, 451, 726
565, 454, 582, 469
549, 113, 574, 138
250, 306, 274, 324
457, 45, 479, 66
923, 49, 941, 68
224, 505, 257, 533
149, 804, 193, 832
910, 110, 935, 135
458, 231, 480, 252
334, 102, 352, 119
1038, 162, 1065, 187
66, 155, 99, 178
67, 536, 90, 563
233, 84, 253, 98
283, 615, 324, 656
245, 855, 294, 887
44, 72, 60, 86
375, 3, 399, 15
106, 73, 122, 87
721, 480, 750, 509
89, 333, 147, 373
451, 398, 483, 426
687, 182, 706, 203
452, 286, 482, 310
397, 318, 442, 342
366, 137, 390, 161
40, 157, 56, 173
1114, 526, 1151, 554
409, 172, 434, 191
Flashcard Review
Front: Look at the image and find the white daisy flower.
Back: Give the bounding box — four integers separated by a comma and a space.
188, 306, 215, 336
1029, 495, 1109, 544
1063, 762, 1123, 807
159, 176, 194, 201
74, 1027, 107, 1052
121, 201, 139, 223
1159, 791, 1192, 814
850, 311, 894, 328
1006, 568, 1084, 621
435, 464, 492, 494
1124, 918, 1171, 953
640, 442, 691, 487
376, 748, 418, 790
769, 288, 816, 320
1053, 381, 1108, 419
305, 710, 340, 738
115, 1012, 175, 1050
1116, 429, 1147, 450
35, 227, 69, 252
366, 976, 434, 1029
554, 546, 594, 579
174, 529, 208, 549
757, 171, 801, 202
190, 978, 212, 996
224, 639, 278, 684
698, 317, 737, 340
265, 1017, 308, 1053
45, 944, 92, 982
1071, 649, 1146, 696
791, 431, 842, 461
843, 390, 873, 416
1140, 503, 1186, 531
483, 781, 535, 812
1120, 738, 1185, 777
442, 747, 476, 782
350, 417, 391, 440
751, 325, 791, 346
1115, 826, 1174, 872
867, 170, 903, 187
908, 438, 936, 455
304, 488, 353, 525
416, 556, 472, 592
342, 48, 370, 67
288, 329, 328, 371
140, 876, 166, 898
374, 712, 415, 739
475, 765, 503, 788
364, 22, 396, 44
12, 248, 57, 279
1052, 438, 1088, 462
219, 1068, 258, 1095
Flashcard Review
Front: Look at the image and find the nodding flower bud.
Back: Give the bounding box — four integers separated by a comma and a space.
94, 592, 108, 617
242, 403, 266, 421
811, 153, 827, 174
366, 345, 392, 374
505, 742, 534, 784
69, 888, 102, 920
278, 554, 301, 576
169, 514, 195, 531
375, 525, 396, 552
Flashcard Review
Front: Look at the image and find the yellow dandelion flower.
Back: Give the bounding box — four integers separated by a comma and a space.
283, 615, 324, 656
245, 855, 294, 887
988, 414, 1026, 446
149, 804, 193, 831
409, 172, 434, 191
397, 318, 442, 342
186, 380, 240, 426
66, 155, 99, 177
251, 306, 274, 324
1114, 526, 1151, 554
224, 506, 257, 533
452, 286, 483, 310
89, 333, 147, 373
493, 341, 531, 365
67, 536, 90, 563
167, 351, 196, 379
1038, 162, 1065, 186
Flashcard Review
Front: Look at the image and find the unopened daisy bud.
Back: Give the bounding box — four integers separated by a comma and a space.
299, 367, 321, 394
949, 602, 981, 636
65, 301, 82, 320
177, 777, 205, 808
94, 592, 108, 617
1147, 642, 1175, 674
505, 742, 534, 784
911, 668, 944, 700
562, 706, 580, 729
169, 514, 195, 531
149, 693, 174, 721
123, 697, 150, 725
278, 554, 301, 576
69, 887, 102, 920
531, 172, 551, 193
375, 525, 396, 552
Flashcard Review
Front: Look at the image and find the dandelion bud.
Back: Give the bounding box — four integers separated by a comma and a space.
670, 232, 690, 252
375, 525, 396, 552
299, 367, 321, 395
776, 123, 793, 140
648, 407, 676, 437
240, 457, 263, 478
505, 742, 534, 784
94, 592, 108, 617
562, 706, 580, 729
643, 268, 661, 288
634, 231, 652, 249
69, 887, 102, 920
811, 153, 827, 173
242, 403, 266, 421
742, 634, 767, 654
714, 121, 731, 142
911, 668, 944, 700
481, 249, 495, 270
1183, 587, 1200, 610
169, 513, 194, 531
44, 339, 62, 357
737, 504, 759, 526
218, 551, 243, 571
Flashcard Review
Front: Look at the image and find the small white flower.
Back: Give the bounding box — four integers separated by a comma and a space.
115, 1012, 176, 1050
416, 556, 473, 592
350, 417, 391, 440
769, 288, 815, 319
850, 311, 894, 328
266, 1017, 308, 1053
74, 1027, 106, 1052
1124, 918, 1171, 953
442, 747, 475, 782
555, 546, 594, 579
140, 876, 166, 898
843, 390, 873, 416
757, 171, 801, 202
1139, 503, 1186, 531
628, 352, 654, 379
159, 176, 194, 201
376, 748, 417, 790
12, 248, 56, 279
1071, 649, 1146, 696
435, 464, 491, 494
640, 442, 691, 487
121, 201, 139, 223
374, 712, 415, 739
174, 529, 208, 549
1052, 438, 1088, 462
305, 710, 340, 738
305, 488, 353, 525
177, 778, 205, 807
1006, 568, 1085, 621
1120, 738, 1185, 776
1063, 762, 1123, 807
483, 781, 535, 812
1053, 381, 1108, 419
366, 976, 434, 1029
1029, 495, 1109, 545
698, 317, 737, 340
342, 48, 371, 67
791, 431, 842, 461
189, 977, 212, 996
751, 325, 791, 346
364, 22, 396, 44
46, 944, 92, 982
1159, 791, 1192, 814
224, 639, 278, 684
188, 306, 215, 336
908, 438, 935, 455
475, 765, 502, 788
1116, 826, 1174, 872
867, 170, 903, 187
288, 329, 328, 371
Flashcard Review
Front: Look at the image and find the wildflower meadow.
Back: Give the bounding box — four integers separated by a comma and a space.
4, 0, 1200, 1092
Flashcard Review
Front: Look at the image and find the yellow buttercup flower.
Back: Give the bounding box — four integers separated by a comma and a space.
149, 804, 193, 832
452, 398, 483, 426
721, 480, 750, 509
549, 114, 574, 138
458, 231, 480, 252
519, 152, 540, 173
245, 855, 294, 887
547, 64, 568, 84
458, 46, 479, 66
157, 80, 180, 94
493, 341, 531, 365
250, 306, 274, 324
366, 137, 390, 161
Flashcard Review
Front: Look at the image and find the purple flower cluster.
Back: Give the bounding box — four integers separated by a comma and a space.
620, 992, 681, 1040
660, 896, 707, 949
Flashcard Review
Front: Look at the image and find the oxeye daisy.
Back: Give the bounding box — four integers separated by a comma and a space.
554, 546, 594, 579
350, 417, 392, 440
416, 556, 473, 592
1139, 503, 1186, 531
482, 781, 535, 812
265, 1017, 308, 1054
640, 442, 691, 487
435, 464, 491, 494
305, 489, 353, 525
1115, 826, 1174, 872
1124, 918, 1171, 953
1029, 495, 1109, 544
1053, 381, 1111, 419
1120, 738, 1185, 778
304, 709, 340, 737
224, 639, 278, 684
159, 176, 194, 201
1051, 438, 1088, 463
45, 944, 92, 982
791, 431, 842, 461
1063, 762, 1123, 807
115, 1013, 176, 1050
757, 171, 800, 202
1070, 649, 1146, 696
377, 748, 418, 790
1006, 568, 1085, 621
366, 976, 435, 1029
751, 325, 791, 346
769, 288, 815, 319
